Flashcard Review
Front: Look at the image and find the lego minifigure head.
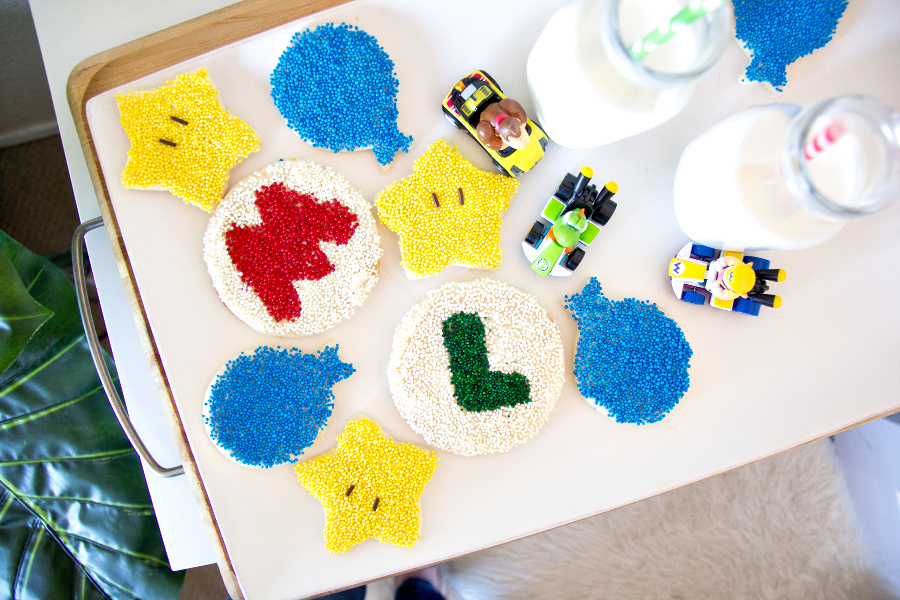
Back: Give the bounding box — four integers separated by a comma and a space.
562, 208, 587, 230
497, 116, 530, 150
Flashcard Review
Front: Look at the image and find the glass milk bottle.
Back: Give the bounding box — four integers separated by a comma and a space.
527, 0, 731, 149
673, 96, 900, 251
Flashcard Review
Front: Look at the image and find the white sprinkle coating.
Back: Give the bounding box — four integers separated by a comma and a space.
203, 160, 381, 336
388, 278, 565, 456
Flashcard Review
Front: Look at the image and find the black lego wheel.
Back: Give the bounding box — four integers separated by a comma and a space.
555, 172, 577, 202
491, 158, 513, 177
563, 247, 585, 271
591, 199, 617, 226
441, 106, 465, 130
525, 221, 546, 247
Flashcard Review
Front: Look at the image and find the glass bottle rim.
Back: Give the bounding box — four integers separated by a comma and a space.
783, 95, 900, 219
601, 0, 731, 89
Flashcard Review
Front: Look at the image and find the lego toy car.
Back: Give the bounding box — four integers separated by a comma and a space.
442, 70, 549, 177
668, 242, 786, 316
522, 167, 618, 277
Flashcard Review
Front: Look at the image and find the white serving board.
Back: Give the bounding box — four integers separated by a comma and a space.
85, 0, 900, 598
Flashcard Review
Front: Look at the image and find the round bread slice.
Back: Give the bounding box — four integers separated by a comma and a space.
203, 160, 381, 336
388, 278, 565, 456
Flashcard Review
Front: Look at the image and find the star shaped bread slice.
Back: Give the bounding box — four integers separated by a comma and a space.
116, 68, 260, 212
376, 140, 519, 278
295, 416, 438, 554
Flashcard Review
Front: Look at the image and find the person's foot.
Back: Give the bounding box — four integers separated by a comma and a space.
397, 566, 440, 590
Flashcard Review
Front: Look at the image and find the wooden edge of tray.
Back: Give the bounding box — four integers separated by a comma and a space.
65, 0, 352, 597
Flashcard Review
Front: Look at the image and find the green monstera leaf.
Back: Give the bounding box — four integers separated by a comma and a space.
0, 230, 183, 599
0, 248, 52, 376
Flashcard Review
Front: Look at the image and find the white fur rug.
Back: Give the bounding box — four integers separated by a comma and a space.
367, 440, 895, 600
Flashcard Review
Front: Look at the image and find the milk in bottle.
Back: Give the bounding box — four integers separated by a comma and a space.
527, 0, 730, 148
673, 96, 900, 251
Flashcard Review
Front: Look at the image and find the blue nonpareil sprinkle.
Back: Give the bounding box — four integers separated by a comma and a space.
270, 22, 413, 166
204, 345, 355, 468
565, 278, 692, 425
733, 0, 848, 91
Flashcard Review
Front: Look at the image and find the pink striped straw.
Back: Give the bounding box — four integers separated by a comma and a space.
804, 120, 847, 160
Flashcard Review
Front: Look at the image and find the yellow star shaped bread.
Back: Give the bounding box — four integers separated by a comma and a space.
295, 416, 438, 554
376, 139, 519, 278
116, 68, 260, 212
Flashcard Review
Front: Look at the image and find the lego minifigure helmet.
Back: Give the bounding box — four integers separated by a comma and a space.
723, 262, 756, 296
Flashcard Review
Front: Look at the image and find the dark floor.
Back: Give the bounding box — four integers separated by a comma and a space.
0, 134, 229, 599
0, 135, 79, 254
0, 135, 110, 352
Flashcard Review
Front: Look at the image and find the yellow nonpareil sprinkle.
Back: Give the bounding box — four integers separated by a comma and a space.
295, 416, 438, 554
376, 140, 519, 278
116, 68, 261, 212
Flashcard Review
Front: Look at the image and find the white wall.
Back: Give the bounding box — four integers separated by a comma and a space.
1, 0, 58, 147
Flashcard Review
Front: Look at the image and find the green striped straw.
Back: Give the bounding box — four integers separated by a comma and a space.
629, 0, 725, 60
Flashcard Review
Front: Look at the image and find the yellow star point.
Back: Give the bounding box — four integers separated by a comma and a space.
295, 417, 438, 554
116, 68, 260, 212
376, 140, 519, 277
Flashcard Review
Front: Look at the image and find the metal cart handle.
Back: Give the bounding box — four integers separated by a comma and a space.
72, 217, 184, 477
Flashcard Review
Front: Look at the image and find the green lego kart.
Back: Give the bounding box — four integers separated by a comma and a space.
522, 167, 618, 277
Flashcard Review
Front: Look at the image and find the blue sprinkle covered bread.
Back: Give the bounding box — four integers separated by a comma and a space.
202, 345, 354, 468
565, 278, 692, 425
270, 23, 413, 168
733, 0, 848, 91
